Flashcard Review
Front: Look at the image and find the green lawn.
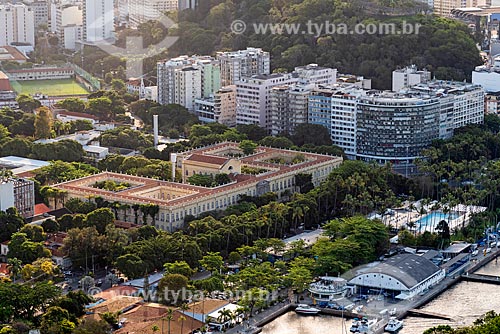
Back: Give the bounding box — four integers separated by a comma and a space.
10, 79, 90, 96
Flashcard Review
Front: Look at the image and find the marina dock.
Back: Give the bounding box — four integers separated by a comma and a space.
232, 249, 500, 334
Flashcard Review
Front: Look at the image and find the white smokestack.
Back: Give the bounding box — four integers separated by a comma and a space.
170, 153, 177, 182
153, 115, 159, 148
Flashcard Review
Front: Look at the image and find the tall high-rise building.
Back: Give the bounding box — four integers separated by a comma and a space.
0, 177, 35, 218
214, 85, 237, 126
157, 55, 221, 109
82, 0, 113, 42
0, 3, 35, 46
50, 1, 82, 50
217, 48, 271, 86
356, 93, 441, 165
174, 66, 201, 111
24, 0, 49, 29
235, 73, 298, 128
307, 81, 484, 166
270, 84, 313, 136
308, 84, 364, 159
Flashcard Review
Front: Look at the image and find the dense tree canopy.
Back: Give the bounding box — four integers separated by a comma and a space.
169, 0, 481, 89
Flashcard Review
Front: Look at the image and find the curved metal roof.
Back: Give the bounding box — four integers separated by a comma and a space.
349, 253, 441, 289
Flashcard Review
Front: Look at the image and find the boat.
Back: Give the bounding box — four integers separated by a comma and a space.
349, 317, 377, 333
384, 317, 404, 332
308, 276, 348, 303
294, 304, 320, 315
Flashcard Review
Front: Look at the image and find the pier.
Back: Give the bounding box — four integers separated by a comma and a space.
461, 273, 500, 285
406, 309, 454, 320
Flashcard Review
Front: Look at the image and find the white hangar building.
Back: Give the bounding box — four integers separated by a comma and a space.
346, 253, 445, 300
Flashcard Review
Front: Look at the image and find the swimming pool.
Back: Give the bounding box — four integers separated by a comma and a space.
416, 212, 459, 227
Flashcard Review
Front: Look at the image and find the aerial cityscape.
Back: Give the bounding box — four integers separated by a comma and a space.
1, 0, 500, 334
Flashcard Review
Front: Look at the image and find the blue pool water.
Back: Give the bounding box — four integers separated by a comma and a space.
416, 212, 459, 227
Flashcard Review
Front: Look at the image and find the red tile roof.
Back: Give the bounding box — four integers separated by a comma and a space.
53, 143, 343, 210
8, 67, 73, 74
0, 46, 28, 61
93, 286, 139, 301
185, 154, 230, 166
57, 111, 99, 120
0, 263, 9, 276
34, 203, 51, 215
47, 232, 68, 244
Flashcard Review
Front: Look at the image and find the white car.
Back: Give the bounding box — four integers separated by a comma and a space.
486, 247, 492, 254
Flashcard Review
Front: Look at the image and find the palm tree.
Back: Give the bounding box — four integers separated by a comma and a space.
291, 205, 304, 232
178, 303, 189, 333
162, 308, 174, 334
178, 315, 186, 334
152, 325, 160, 333
217, 309, 233, 330
234, 307, 245, 324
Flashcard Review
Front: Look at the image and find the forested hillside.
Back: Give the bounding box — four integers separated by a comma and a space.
167, 0, 481, 89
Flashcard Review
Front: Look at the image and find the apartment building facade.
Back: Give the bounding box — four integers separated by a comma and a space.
270, 84, 312, 136
0, 177, 35, 218
356, 93, 441, 164
235, 73, 299, 128
217, 48, 271, 86
83, 0, 113, 42
0, 3, 35, 46
157, 55, 221, 109
392, 65, 431, 92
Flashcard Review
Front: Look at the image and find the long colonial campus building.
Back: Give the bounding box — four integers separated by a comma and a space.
53, 142, 343, 231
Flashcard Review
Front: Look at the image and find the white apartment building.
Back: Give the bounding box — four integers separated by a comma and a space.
411, 81, 485, 130
270, 83, 313, 136
62, 25, 81, 50
174, 66, 201, 111
308, 84, 365, 159
157, 55, 221, 109
392, 65, 431, 92
83, 0, 113, 42
128, 0, 177, 27
217, 48, 271, 86
307, 80, 484, 164
0, 3, 35, 46
236, 73, 298, 128
50, 2, 82, 49
294, 64, 337, 86
472, 56, 500, 93
157, 57, 191, 105
0, 177, 35, 218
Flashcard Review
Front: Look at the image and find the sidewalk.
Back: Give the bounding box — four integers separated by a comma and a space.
224, 301, 293, 334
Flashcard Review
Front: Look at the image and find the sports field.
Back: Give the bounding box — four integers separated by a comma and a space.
10, 79, 90, 96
